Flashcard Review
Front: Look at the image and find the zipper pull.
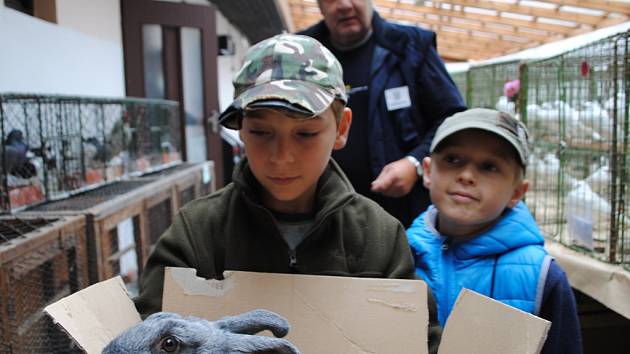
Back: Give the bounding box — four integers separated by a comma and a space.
289, 250, 298, 270
441, 243, 449, 251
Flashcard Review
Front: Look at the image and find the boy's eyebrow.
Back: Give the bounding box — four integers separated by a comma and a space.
439, 142, 518, 163
244, 108, 323, 121
243, 111, 265, 119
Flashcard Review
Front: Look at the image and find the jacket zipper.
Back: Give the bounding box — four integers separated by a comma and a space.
242, 191, 353, 273
288, 249, 298, 270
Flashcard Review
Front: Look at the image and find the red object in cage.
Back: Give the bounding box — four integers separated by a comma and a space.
580, 60, 590, 77
9, 184, 45, 209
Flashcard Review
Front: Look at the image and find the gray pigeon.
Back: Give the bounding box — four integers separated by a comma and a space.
102, 309, 301, 354
2, 129, 36, 178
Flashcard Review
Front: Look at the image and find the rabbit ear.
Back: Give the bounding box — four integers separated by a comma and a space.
214, 309, 290, 338
225, 333, 301, 354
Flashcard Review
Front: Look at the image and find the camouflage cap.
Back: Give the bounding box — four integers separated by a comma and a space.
431, 108, 530, 168
218, 33, 347, 129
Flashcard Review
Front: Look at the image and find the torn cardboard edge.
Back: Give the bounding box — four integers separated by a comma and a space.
162, 268, 428, 354
546, 240, 630, 319
44, 276, 141, 354
439, 289, 550, 354
45, 267, 551, 354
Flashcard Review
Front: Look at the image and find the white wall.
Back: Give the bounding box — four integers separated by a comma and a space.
56, 0, 122, 44
0, 3, 125, 97
216, 11, 250, 112
215, 11, 250, 145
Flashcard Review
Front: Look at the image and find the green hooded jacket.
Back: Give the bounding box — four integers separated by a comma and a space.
134, 158, 441, 352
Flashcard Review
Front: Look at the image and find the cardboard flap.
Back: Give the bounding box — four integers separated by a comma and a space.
44, 276, 142, 354
163, 267, 428, 354
438, 289, 551, 354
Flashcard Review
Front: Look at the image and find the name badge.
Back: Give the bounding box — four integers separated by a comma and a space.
384, 86, 411, 111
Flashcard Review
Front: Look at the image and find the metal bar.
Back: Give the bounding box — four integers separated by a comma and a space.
37, 99, 50, 201
519, 63, 529, 124
0, 96, 8, 213
620, 32, 630, 265
610, 38, 620, 263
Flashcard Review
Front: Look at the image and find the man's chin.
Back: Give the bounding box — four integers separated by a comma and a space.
334, 30, 366, 46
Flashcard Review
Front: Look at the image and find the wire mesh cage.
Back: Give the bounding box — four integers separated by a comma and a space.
23, 180, 154, 291
467, 60, 522, 115
134, 161, 216, 253
522, 30, 629, 267
0, 215, 88, 353
0, 94, 182, 214
449, 70, 468, 105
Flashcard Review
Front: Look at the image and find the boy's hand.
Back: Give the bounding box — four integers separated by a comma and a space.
371, 158, 419, 197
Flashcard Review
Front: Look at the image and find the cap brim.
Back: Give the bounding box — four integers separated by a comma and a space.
219, 80, 337, 130
431, 122, 527, 167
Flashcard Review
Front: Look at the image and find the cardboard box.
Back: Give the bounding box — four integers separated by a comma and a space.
45, 267, 550, 354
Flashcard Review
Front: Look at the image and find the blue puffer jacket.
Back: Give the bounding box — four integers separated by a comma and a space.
299, 12, 466, 226
407, 202, 552, 325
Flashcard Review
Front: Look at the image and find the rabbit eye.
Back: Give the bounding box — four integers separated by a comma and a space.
159, 336, 180, 353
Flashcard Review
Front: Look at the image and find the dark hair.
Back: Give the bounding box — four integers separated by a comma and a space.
329, 99, 346, 124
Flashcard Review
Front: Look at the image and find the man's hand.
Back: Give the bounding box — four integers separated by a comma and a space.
370, 157, 419, 197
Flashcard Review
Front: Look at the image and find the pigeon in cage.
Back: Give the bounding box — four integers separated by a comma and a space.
83, 137, 109, 168
30, 144, 57, 170
102, 309, 301, 354
2, 129, 37, 179
527, 101, 565, 135
585, 163, 611, 197
529, 152, 578, 188
529, 101, 602, 143
575, 101, 614, 139
565, 180, 612, 223
564, 180, 617, 249
604, 91, 626, 116
495, 96, 516, 116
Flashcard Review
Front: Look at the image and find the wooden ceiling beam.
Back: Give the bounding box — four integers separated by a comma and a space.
385, 11, 551, 42
436, 0, 605, 26
539, 0, 630, 15
589, 14, 629, 29
373, 0, 579, 35
288, 0, 628, 62
437, 35, 521, 55
291, 1, 579, 35
436, 30, 534, 48
292, 10, 560, 48
437, 43, 492, 60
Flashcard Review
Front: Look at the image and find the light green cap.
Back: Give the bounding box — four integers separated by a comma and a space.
431, 108, 531, 167
219, 33, 347, 129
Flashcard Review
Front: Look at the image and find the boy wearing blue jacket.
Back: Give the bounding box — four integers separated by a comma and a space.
407, 108, 582, 354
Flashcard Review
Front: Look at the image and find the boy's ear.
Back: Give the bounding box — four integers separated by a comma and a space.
421, 157, 432, 188
507, 179, 529, 208
333, 108, 352, 150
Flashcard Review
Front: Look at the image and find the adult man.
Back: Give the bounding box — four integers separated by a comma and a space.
299, 0, 466, 227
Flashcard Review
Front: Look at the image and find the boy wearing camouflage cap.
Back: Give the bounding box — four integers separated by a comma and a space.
406, 108, 582, 354
135, 34, 442, 351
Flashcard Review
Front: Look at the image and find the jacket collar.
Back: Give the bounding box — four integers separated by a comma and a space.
370, 11, 408, 56
422, 202, 544, 259
232, 158, 356, 220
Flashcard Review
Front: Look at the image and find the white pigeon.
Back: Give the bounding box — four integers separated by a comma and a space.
575, 101, 614, 139
495, 96, 516, 116
604, 91, 626, 116
565, 180, 612, 223
564, 180, 613, 249
585, 164, 611, 197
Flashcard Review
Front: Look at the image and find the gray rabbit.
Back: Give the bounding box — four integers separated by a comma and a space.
102, 309, 300, 354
